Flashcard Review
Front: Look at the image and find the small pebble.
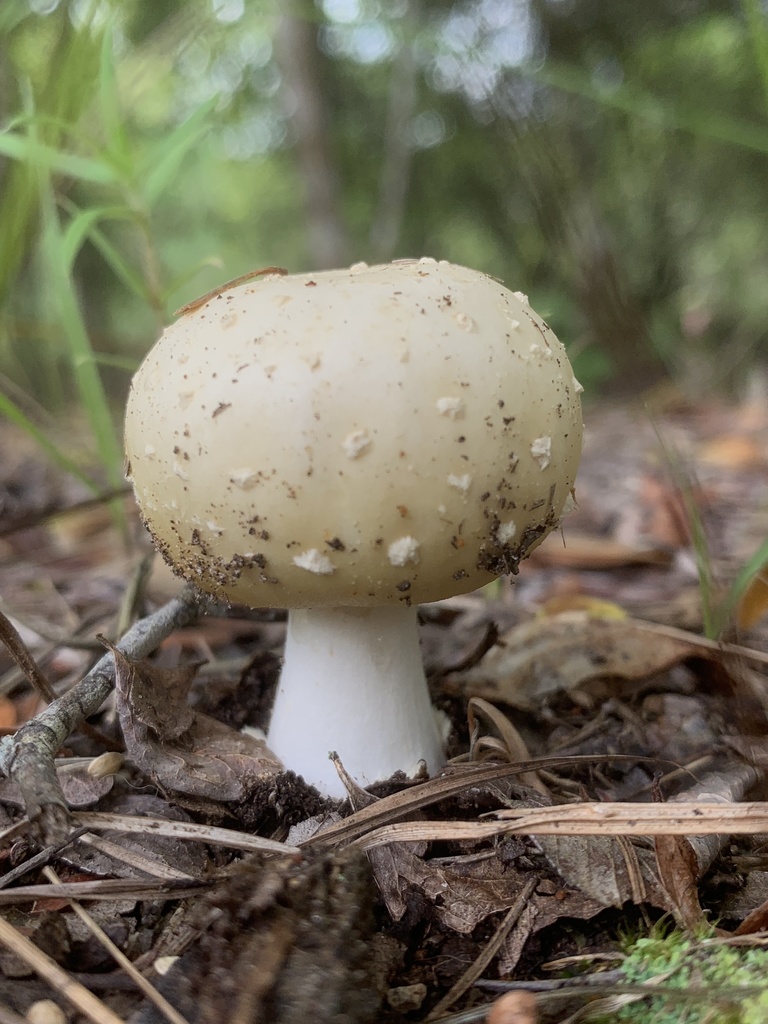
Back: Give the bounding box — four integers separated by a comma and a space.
486, 990, 538, 1024
386, 982, 427, 1012
154, 954, 181, 976
87, 751, 124, 778
26, 1000, 66, 1024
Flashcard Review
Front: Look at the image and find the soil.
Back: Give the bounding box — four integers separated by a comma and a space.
0, 391, 767, 1024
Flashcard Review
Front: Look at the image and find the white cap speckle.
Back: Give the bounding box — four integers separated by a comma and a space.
573, 376, 584, 394
144, 444, 156, 457
230, 468, 259, 489
342, 429, 371, 459
349, 261, 369, 273
206, 520, 224, 535
530, 436, 551, 470
388, 536, 420, 566
435, 396, 464, 419
513, 291, 529, 305
454, 312, 475, 332
447, 473, 472, 493
496, 520, 517, 544
293, 549, 335, 575
173, 461, 189, 481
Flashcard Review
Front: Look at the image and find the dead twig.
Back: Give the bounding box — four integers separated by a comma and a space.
426, 877, 538, 1020
0, 606, 55, 703
0, 914, 127, 1024
0, 826, 90, 889
0, 585, 201, 844
43, 866, 192, 1024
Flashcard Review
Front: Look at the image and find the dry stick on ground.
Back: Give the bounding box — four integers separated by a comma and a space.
43, 865, 192, 1024
426, 876, 538, 1021
0, 915, 127, 1024
0, 585, 201, 845
0, 606, 56, 703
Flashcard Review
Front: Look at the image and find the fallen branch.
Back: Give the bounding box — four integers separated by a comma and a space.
0, 585, 201, 844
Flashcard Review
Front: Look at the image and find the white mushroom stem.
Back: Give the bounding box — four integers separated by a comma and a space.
267, 606, 445, 798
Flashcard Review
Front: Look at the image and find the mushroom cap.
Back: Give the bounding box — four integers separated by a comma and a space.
124, 258, 583, 607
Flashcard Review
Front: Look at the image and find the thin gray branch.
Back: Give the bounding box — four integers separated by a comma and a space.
0, 586, 201, 844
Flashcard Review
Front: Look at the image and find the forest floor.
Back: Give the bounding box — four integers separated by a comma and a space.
0, 389, 768, 1024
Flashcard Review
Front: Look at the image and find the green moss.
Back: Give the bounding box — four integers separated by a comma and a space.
592, 930, 768, 1024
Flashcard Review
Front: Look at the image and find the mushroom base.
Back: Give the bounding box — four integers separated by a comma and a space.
267, 606, 445, 798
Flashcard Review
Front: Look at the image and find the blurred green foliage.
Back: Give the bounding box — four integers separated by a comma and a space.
1, 0, 767, 484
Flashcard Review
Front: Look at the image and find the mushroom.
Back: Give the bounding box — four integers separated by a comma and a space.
124, 258, 583, 797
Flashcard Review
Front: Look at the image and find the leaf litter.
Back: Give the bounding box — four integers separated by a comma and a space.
0, 399, 767, 1022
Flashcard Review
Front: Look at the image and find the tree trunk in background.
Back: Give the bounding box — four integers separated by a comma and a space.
276, 2, 349, 270
566, 200, 671, 392
369, 0, 420, 261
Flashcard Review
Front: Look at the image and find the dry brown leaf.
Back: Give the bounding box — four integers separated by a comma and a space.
0, 762, 113, 809
537, 595, 628, 619
634, 474, 691, 549
101, 637, 197, 741
654, 831, 705, 930
383, 849, 535, 934
535, 833, 654, 909
330, 754, 428, 922
698, 434, 765, 469
449, 614, 710, 709
110, 645, 282, 802
531, 532, 673, 569
0, 697, 17, 730
737, 567, 768, 631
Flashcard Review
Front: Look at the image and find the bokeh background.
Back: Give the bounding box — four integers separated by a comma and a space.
1, 0, 767, 491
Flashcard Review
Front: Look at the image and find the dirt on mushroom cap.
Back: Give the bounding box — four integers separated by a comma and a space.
124, 258, 583, 607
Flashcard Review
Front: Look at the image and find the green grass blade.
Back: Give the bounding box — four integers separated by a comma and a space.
98, 26, 132, 173
90, 352, 140, 372
165, 256, 225, 301
138, 96, 218, 205
649, 415, 717, 639
87, 222, 154, 302
0, 390, 99, 493
61, 204, 136, 272
0, 131, 117, 184
31, 135, 126, 523
713, 537, 768, 636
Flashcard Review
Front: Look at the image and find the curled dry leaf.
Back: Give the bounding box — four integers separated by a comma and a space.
109, 644, 282, 802
448, 613, 711, 709
0, 761, 114, 809
654, 831, 705, 931
100, 636, 197, 741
